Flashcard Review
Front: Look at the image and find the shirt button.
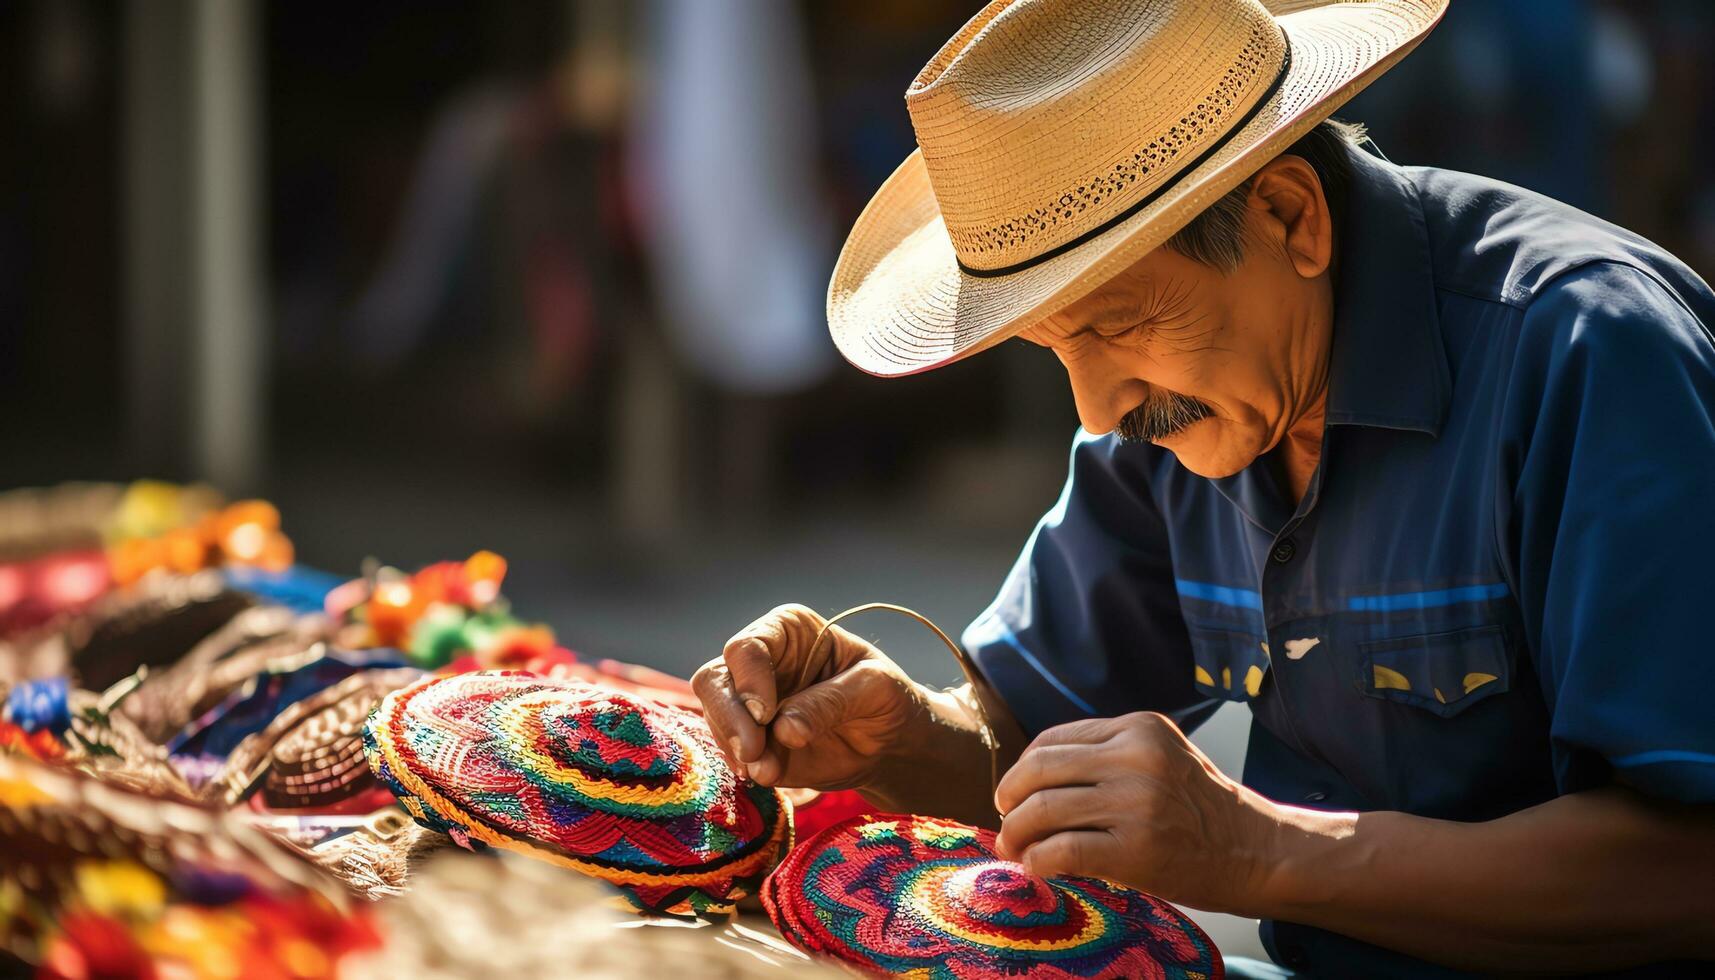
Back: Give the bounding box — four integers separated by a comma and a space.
1271, 538, 1297, 564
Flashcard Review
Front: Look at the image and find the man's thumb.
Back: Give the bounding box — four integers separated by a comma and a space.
771, 673, 862, 749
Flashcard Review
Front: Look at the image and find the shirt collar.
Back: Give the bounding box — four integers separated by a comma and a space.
1323, 145, 1451, 436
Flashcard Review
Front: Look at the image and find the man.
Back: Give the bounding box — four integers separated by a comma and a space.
694, 0, 1715, 974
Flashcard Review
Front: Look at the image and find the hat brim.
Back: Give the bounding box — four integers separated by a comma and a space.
827, 0, 1448, 377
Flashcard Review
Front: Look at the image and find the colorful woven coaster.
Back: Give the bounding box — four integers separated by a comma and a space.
763, 813, 1222, 979
363, 670, 791, 917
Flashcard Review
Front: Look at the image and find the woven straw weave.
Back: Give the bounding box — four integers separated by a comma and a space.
344, 850, 844, 980
763, 813, 1221, 979
213, 667, 418, 812
0, 753, 343, 923
825, 0, 1447, 377
120, 604, 322, 743
363, 671, 791, 916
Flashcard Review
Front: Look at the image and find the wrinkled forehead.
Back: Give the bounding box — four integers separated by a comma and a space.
1035, 248, 1209, 334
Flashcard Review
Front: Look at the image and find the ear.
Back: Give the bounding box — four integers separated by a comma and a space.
1248, 155, 1332, 279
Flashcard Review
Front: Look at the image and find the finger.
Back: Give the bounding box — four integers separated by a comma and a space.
993, 786, 1111, 861
1023, 715, 1128, 752
691, 661, 764, 771
748, 741, 788, 786
770, 662, 890, 750
1020, 830, 1118, 881
995, 742, 1111, 816
722, 626, 782, 726
723, 604, 822, 725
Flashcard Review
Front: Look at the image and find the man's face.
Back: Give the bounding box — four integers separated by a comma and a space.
1017, 162, 1335, 479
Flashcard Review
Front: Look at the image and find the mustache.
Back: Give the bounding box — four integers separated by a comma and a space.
1115, 392, 1214, 444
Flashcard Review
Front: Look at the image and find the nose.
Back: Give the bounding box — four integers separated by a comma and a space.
1060, 351, 1144, 435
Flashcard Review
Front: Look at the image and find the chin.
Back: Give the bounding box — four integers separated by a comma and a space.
1160, 422, 1258, 479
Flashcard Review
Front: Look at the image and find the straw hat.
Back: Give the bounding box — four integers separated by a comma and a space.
828, 0, 1447, 376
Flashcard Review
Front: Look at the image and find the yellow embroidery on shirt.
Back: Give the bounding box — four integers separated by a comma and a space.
1244, 665, 1264, 697
1194, 665, 1215, 688
1371, 665, 1412, 691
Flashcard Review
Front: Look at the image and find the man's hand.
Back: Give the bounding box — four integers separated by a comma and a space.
693, 604, 936, 791
693, 604, 1008, 825
993, 711, 1279, 913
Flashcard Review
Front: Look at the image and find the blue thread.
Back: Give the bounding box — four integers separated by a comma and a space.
1346, 583, 1509, 612
1174, 579, 1264, 611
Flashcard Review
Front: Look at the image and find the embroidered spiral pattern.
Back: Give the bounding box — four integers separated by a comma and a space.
763, 814, 1220, 979
363, 671, 790, 916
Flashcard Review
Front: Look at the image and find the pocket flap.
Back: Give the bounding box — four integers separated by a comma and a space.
1188, 627, 1271, 702
1359, 625, 1510, 718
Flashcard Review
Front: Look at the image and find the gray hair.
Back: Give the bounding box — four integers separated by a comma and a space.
1164, 118, 1368, 272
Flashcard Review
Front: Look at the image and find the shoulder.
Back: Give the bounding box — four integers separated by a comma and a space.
1406, 164, 1713, 319
1516, 262, 1714, 380
1498, 262, 1715, 459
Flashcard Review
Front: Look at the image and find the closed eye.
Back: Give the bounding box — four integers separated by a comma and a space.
1090, 317, 1153, 340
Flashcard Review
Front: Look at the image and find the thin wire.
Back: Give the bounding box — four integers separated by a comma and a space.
807, 603, 1000, 801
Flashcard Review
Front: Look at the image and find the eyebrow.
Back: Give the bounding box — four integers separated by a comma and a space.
1076, 296, 1147, 332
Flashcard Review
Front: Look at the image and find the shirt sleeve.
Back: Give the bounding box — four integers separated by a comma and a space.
1500, 262, 1715, 803
962, 429, 1217, 738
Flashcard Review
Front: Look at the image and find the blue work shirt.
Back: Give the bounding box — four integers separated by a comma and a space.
963, 144, 1715, 977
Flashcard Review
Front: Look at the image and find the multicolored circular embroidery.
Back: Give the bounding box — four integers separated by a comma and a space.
763, 814, 1221, 979
362, 671, 790, 916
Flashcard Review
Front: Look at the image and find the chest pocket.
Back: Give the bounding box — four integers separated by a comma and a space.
1188, 627, 1271, 702
1358, 625, 1510, 718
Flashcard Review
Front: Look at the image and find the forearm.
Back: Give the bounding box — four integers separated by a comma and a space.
1258, 786, 1715, 972
860, 682, 1024, 830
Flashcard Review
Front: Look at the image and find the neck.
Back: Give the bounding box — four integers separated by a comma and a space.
1278, 391, 1328, 506
1276, 276, 1336, 506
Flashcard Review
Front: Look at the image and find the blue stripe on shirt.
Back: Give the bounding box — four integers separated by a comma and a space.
1346, 582, 1510, 612
1174, 579, 1264, 610
1612, 749, 1715, 768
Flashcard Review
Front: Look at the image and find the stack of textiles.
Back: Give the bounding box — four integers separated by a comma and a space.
6, 481, 1054, 978
363, 671, 792, 917
0, 482, 123, 635
0, 481, 296, 639
0, 753, 380, 977
763, 813, 1222, 979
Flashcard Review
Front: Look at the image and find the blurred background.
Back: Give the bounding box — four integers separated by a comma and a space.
1, 0, 1711, 954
